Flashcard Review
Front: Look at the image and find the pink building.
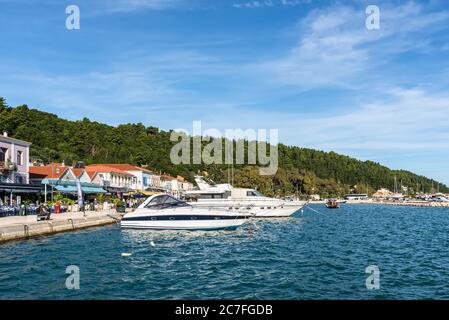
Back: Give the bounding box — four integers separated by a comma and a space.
0, 132, 30, 184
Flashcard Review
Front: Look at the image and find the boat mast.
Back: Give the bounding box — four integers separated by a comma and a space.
394, 176, 397, 194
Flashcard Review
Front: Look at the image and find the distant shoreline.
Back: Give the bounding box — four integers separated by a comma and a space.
309, 200, 449, 208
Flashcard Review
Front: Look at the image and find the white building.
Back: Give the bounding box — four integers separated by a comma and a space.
344, 193, 369, 201
86, 165, 134, 194
87, 164, 163, 191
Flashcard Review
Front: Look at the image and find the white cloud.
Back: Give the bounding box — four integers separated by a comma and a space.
258, 2, 449, 89
0, 49, 249, 125
295, 88, 449, 151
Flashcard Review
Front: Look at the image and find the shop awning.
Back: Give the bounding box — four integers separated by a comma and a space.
41, 179, 106, 194
0, 183, 43, 194
54, 185, 106, 194
106, 187, 131, 194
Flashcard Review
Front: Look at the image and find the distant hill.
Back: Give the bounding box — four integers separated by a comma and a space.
1, 97, 447, 197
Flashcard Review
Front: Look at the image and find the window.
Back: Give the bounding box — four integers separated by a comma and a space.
199, 193, 226, 199
143, 177, 148, 186
246, 190, 264, 197
0, 147, 7, 162
17, 151, 23, 165
15, 175, 24, 184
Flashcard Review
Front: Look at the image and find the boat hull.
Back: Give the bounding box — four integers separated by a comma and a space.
252, 205, 303, 217
121, 214, 248, 230
188, 202, 304, 218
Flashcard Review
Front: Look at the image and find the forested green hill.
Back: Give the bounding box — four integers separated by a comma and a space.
1, 97, 447, 197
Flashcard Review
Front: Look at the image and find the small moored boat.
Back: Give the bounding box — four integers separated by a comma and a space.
121, 194, 250, 230
325, 199, 340, 209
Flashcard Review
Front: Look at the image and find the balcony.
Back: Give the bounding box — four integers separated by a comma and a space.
0, 160, 17, 173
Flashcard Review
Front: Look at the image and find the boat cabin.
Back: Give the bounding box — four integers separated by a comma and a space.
139, 194, 190, 209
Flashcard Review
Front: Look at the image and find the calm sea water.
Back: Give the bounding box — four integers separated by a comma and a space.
1, 204, 449, 300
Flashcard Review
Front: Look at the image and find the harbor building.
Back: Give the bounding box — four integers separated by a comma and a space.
373, 188, 394, 199
90, 164, 163, 192
0, 132, 30, 184
160, 175, 194, 198
161, 175, 181, 197
0, 132, 42, 205
85, 164, 134, 196
344, 193, 369, 201
29, 163, 106, 201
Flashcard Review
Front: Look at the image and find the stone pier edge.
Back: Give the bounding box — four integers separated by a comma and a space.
0, 214, 123, 244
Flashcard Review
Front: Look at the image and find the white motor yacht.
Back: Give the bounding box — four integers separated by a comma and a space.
185, 176, 305, 218
121, 194, 250, 230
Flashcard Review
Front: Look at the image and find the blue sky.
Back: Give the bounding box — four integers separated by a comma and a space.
1, 0, 449, 184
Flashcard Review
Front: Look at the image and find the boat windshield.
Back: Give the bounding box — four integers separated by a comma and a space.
145, 195, 190, 209
246, 190, 264, 197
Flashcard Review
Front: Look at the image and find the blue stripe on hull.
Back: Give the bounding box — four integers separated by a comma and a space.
122, 215, 248, 221
120, 225, 241, 231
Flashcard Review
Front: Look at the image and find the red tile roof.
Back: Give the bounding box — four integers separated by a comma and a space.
86, 164, 155, 174
29, 164, 70, 179
86, 171, 97, 179
100, 163, 155, 174
71, 168, 87, 178
85, 165, 133, 176
161, 175, 177, 181
95, 164, 139, 171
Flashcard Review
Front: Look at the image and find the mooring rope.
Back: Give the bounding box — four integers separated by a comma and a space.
303, 203, 328, 216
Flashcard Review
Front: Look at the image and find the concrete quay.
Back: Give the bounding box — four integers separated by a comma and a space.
0, 210, 124, 244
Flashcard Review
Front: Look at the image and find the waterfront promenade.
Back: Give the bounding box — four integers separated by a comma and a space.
0, 210, 124, 243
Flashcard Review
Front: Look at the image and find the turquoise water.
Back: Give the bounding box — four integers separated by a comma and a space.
1, 204, 449, 299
